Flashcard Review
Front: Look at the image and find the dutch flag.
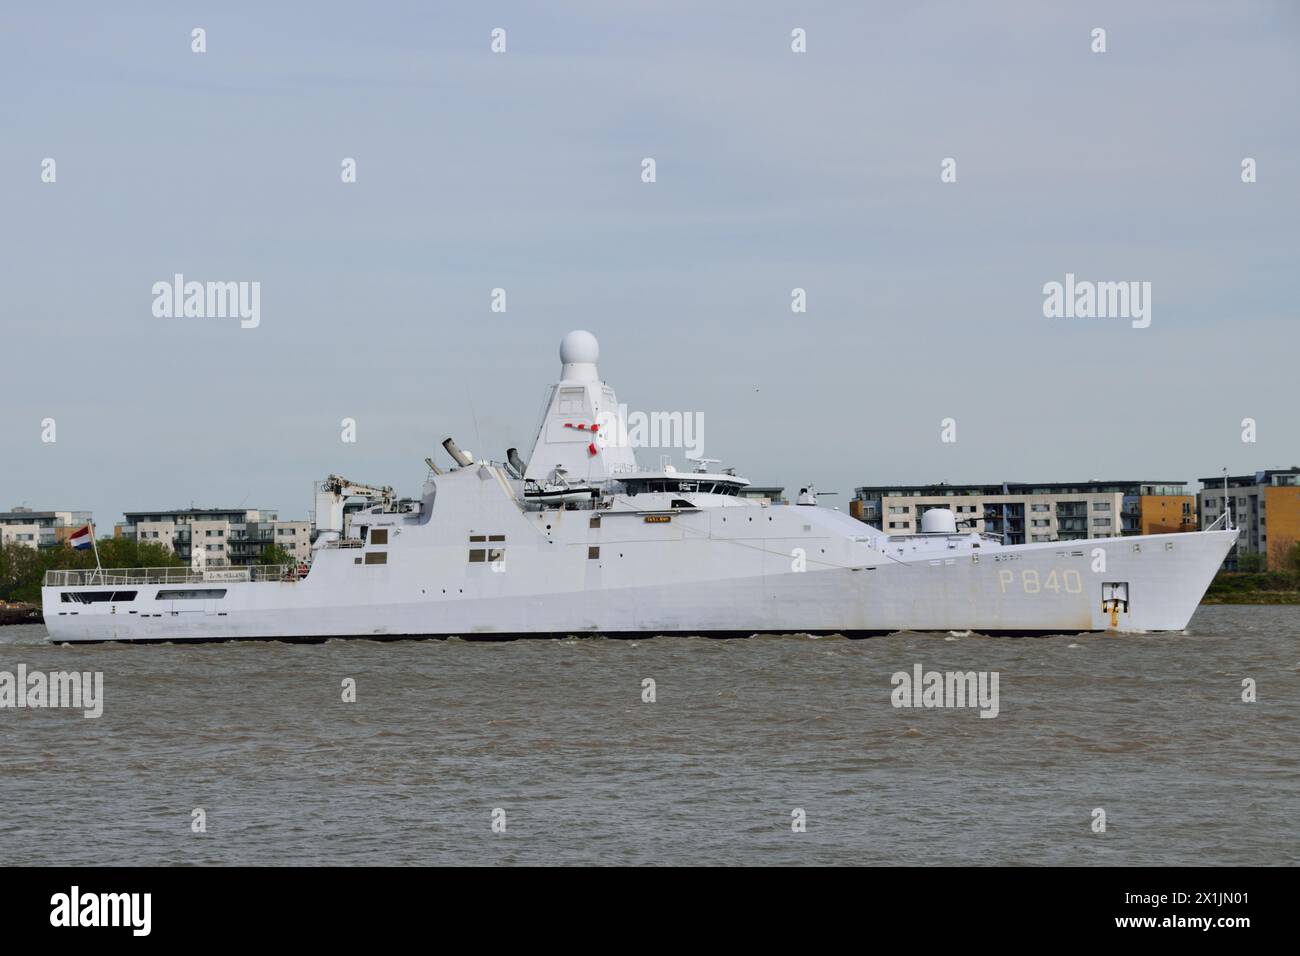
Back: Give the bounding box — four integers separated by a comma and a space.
68, 526, 93, 550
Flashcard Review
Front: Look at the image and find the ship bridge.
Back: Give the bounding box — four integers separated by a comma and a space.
612, 470, 750, 497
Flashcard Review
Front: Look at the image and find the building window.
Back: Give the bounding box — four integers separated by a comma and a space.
1093, 517, 1111, 527
370, 528, 389, 545
588, 546, 600, 559
1093, 502, 1111, 511
363, 552, 387, 565
468, 549, 486, 563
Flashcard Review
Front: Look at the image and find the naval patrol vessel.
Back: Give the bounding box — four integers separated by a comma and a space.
42, 331, 1237, 643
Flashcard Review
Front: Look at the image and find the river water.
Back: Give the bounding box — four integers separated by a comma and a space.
1, 605, 1296, 865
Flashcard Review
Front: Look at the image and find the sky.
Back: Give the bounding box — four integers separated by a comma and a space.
2, 1, 1298, 527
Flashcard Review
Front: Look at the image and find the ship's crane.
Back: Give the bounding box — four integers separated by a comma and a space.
313, 474, 395, 548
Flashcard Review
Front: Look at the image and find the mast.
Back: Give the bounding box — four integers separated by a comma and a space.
89, 521, 103, 584
1221, 467, 1235, 532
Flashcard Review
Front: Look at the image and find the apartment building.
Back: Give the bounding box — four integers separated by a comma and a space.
850, 480, 1195, 545
0, 508, 94, 549
1198, 467, 1300, 570
117, 508, 311, 566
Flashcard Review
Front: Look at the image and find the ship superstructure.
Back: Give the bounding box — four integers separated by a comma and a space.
42, 331, 1237, 643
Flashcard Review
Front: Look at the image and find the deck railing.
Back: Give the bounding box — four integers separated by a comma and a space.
44, 565, 297, 587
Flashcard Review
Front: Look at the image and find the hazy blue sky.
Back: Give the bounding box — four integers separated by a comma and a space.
2, 1, 1298, 526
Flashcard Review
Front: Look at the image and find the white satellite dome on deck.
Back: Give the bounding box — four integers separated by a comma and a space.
559, 330, 600, 383
560, 330, 599, 365
920, 508, 957, 534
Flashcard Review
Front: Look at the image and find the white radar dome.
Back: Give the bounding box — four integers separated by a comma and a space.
559, 330, 600, 366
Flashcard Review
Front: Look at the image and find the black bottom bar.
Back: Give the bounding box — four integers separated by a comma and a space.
0, 866, 1278, 942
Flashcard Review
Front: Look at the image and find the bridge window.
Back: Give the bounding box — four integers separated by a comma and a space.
156, 589, 227, 600
61, 590, 139, 603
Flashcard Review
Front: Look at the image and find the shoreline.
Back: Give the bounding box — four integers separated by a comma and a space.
1203, 571, 1300, 605
0, 604, 42, 626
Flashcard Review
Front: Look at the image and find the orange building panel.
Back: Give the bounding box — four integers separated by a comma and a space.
1264, 486, 1300, 569
1139, 495, 1196, 535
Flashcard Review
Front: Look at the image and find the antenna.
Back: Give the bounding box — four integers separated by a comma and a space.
1223, 467, 1233, 531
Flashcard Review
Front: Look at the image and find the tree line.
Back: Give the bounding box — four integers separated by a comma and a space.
0, 537, 295, 605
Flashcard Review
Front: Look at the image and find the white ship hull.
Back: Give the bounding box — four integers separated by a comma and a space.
42, 500, 1236, 643
41, 331, 1237, 643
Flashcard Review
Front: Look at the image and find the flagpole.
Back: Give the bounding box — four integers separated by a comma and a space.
89, 521, 103, 584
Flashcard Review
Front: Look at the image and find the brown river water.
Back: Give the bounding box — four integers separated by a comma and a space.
1, 605, 1296, 865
